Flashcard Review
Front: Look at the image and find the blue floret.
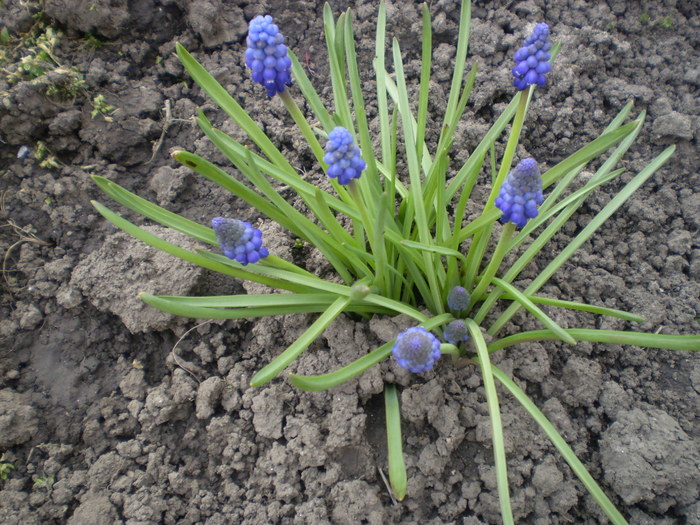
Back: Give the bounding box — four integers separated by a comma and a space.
212, 217, 269, 265
323, 127, 366, 185
245, 15, 292, 97
392, 327, 441, 373
443, 320, 469, 345
495, 158, 544, 228
447, 286, 471, 311
512, 23, 552, 90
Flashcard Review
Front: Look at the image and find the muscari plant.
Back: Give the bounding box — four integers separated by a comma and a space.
91, 3, 699, 523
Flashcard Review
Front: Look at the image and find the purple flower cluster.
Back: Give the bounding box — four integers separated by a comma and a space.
447, 286, 471, 311
443, 320, 469, 345
245, 15, 292, 97
212, 217, 269, 265
495, 158, 544, 228
512, 23, 552, 90
392, 327, 441, 373
323, 127, 366, 185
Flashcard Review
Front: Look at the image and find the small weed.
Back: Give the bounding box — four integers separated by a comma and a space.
658, 16, 673, 29
639, 12, 651, 25
91, 94, 117, 121
34, 141, 60, 169
0, 456, 15, 481
44, 66, 87, 100
4, 24, 62, 84
84, 33, 104, 50
32, 474, 55, 491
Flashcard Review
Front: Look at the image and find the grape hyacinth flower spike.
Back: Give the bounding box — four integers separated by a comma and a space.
323, 127, 366, 185
392, 327, 441, 373
212, 218, 269, 265
245, 15, 292, 97
495, 158, 544, 228
447, 286, 471, 311
512, 23, 552, 90
443, 320, 469, 345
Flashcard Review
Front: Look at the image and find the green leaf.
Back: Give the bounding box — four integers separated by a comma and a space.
250, 295, 352, 387
466, 320, 513, 525
491, 278, 577, 345
384, 384, 407, 501
92, 176, 215, 244
489, 328, 700, 353
288, 49, 334, 132
491, 366, 628, 525
498, 294, 645, 323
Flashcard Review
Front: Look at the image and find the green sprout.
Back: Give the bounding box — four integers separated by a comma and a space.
32, 474, 55, 491
34, 141, 60, 170
83, 33, 104, 50
0, 456, 14, 482
639, 12, 651, 25
4, 24, 62, 84
91, 2, 699, 522
44, 66, 87, 100
658, 16, 673, 29
91, 94, 116, 121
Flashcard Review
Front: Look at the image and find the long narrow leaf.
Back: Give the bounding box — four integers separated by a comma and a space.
250, 296, 352, 387
492, 278, 577, 345
385, 384, 407, 501
488, 328, 700, 353
491, 366, 627, 525
466, 319, 513, 524
92, 176, 215, 244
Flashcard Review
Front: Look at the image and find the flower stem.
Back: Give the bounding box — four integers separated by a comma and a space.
462, 88, 531, 290
279, 90, 325, 165
469, 222, 515, 310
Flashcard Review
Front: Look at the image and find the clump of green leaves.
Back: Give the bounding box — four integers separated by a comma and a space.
658, 16, 673, 29
2, 19, 61, 84
91, 94, 116, 121
35, 140, 60, 169
0, 455, 15, 482
32, 474, 54, 491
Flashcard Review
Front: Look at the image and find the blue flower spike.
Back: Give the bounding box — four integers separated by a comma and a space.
495, 158, 544, 228
245, 15, 292, 97
392, 327, 441, 373
323, 127, 366, 185
512, 23, 552, 90
447, 286, 471, 311
212, 217, 269, 265
443, 320, 469, 345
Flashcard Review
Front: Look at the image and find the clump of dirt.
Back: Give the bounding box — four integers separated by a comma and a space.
0, 0, 698, 524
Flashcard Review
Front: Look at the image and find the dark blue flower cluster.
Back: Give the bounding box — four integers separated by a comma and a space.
212, 217, 269, 265
495, 158, 544, 228
392, 327, 441, 373
245, 15, 292, 97
323, 127, 366, 185
512, 23, 552, 90
447, 286, 471, 311
443, 320, 469, 345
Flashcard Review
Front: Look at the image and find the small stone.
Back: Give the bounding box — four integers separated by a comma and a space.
655, 111, 693, 140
